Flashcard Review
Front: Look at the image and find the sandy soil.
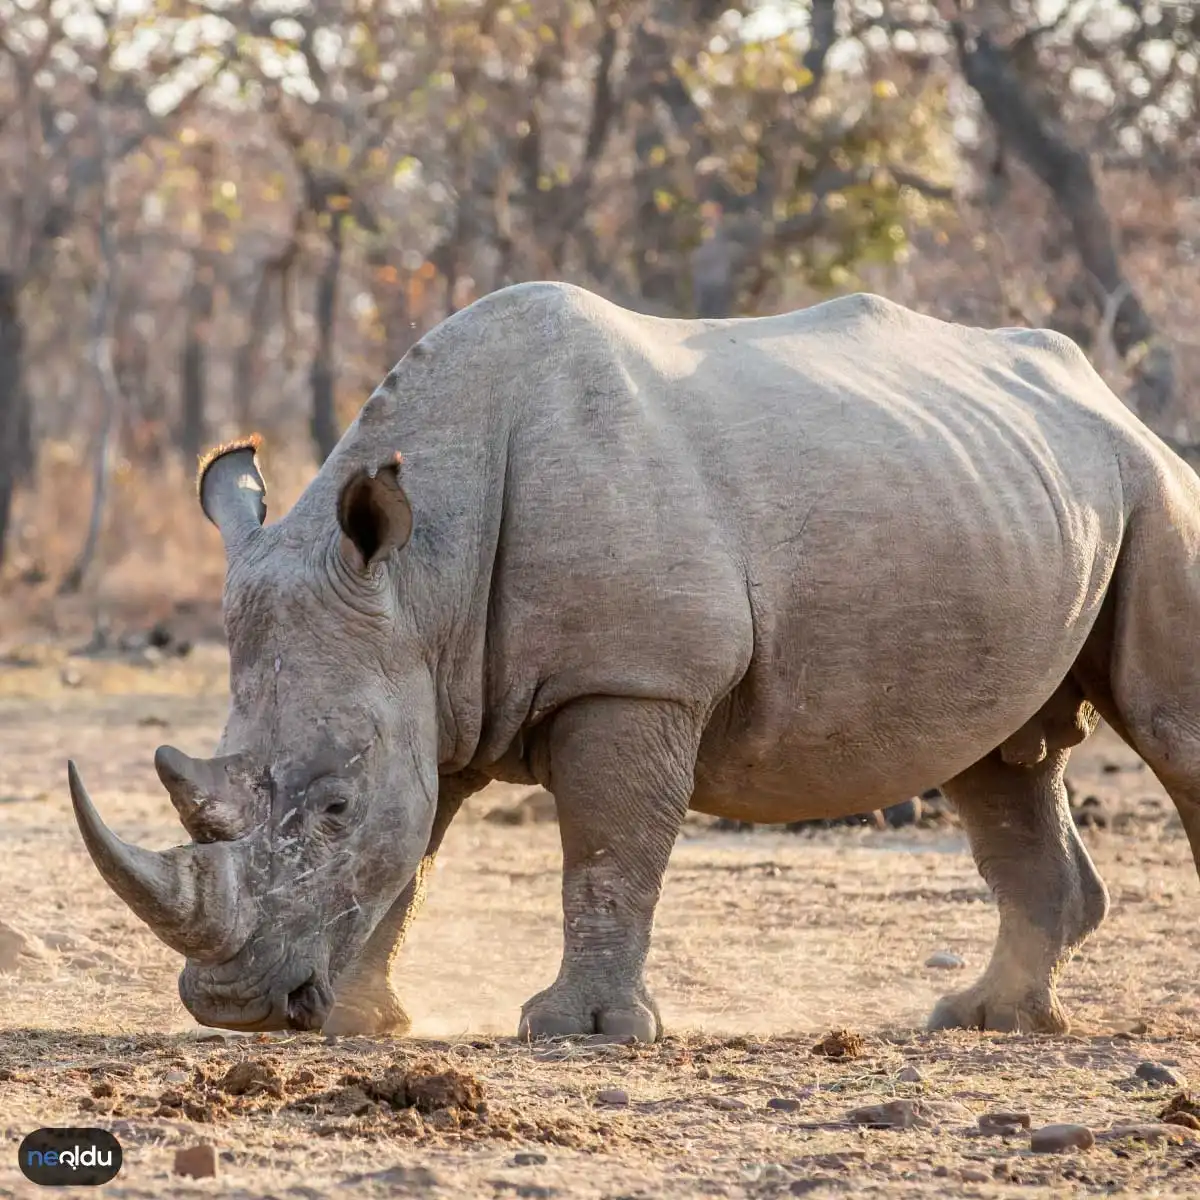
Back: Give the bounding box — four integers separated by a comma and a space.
2, 642, 1200, 1197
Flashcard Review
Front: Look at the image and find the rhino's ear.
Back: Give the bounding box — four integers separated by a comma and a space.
336, 452, 412, 571
197, 435, 267, 550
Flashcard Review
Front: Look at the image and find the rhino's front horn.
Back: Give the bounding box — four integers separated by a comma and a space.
154, 745, 254, 843
68, 761, 251, 963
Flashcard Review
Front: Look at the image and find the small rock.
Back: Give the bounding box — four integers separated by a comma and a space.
979, 1110, 1032, 1134
1030, 1123, 1095, 1153
848, 1099, 924, 1129
767, 1097, 803, 1112
708, 1096, 749, 1111
195, 1033, 226, 1044
595, 1088, 628, 1106
925, 951, 965, 970
961, 1168, 990, 1183
164, 1070, 189, 1085
932, 1165, 950, 1178
921, 1099, 974, 1124
1135, 1061, 1188, 1088
897, 1065, 923, 1083
60, 665, 83, 688
173, 1144, 218, 1179
513, 1152, 549, 1166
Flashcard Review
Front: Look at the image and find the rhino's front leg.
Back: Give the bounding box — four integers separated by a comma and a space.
519, 698, 698, 1042
324, 770, 487, 1036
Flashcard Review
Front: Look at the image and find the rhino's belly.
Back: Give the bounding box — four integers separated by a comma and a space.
691, 654, 1083, 824
690, 498, 1121, 822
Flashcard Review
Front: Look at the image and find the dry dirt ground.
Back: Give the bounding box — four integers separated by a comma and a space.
2, 642, 1200, 1198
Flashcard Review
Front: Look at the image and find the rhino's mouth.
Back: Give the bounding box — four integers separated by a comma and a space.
285, 972, 336, 1030
179, 958, 333, 1032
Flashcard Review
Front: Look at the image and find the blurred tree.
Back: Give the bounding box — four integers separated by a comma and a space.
946, 2, 1176, 423
0, 0, 1196, 583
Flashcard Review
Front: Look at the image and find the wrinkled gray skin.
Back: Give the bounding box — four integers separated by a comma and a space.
70, 283, 1200, 1038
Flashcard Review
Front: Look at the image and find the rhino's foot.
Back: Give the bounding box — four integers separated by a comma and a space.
323, 989, 412, 1037
927, 982, 1069, 1035
517, 981, 661, 1042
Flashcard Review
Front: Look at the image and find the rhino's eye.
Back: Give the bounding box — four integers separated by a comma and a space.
306, 777, 354, 820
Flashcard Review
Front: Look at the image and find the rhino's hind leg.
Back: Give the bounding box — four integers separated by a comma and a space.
518, 697, 698, 1042
928, 747, 1109, 1034
323, 771, 483, 1036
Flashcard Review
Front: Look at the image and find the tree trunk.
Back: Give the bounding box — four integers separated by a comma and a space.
309, 214, 345, 463
952, 23, 1175, 424
60, 102, 121, 595
0, 270, 27, 568
179, 140, 219, 465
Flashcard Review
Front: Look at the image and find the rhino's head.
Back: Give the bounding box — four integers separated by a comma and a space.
69, 436, 438, 1031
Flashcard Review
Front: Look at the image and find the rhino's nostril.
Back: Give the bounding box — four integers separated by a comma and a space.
286, 974, 332, 1031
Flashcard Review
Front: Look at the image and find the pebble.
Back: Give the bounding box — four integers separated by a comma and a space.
513, 1152, 548, 1166
164, 1070, 189, 1085
897, 1065, 923, 1083
767, 1097, 803, 1112
173, 1144, 218, 1179
1135, 1061, 1187, 1088
961, 1168, 991, 1183
708, 1096, 749, 1111
1030, 1123, 1095, 1153
595, 1088, 628, 1106
925, 951, 965, 969
979, 1110, 1032, 1133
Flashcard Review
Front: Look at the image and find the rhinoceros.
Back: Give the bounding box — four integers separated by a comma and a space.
67, 283, 1200, 1039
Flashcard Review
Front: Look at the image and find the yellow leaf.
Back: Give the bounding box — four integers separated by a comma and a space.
872, 79, 898, 100
648, 145, 667, 167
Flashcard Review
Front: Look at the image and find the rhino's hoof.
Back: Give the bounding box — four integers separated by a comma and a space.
927, 986, 1069, 1035
518, 992, 660, 1043
322, 997, 413, 1037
